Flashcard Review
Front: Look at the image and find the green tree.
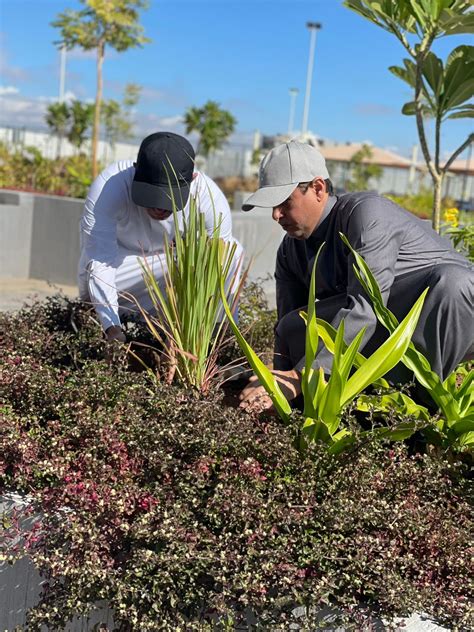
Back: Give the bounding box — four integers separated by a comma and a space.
45, 102, 71, 158
67, 100, 94, 152
52, 0, 150, 179
345, 0, 474, 232
184, 101, 237, 157
102, 82, 141, 155
346, 144, 383, 191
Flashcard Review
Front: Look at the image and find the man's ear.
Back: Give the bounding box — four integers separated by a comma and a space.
192, 172, 198, 180
312, 177, 326, 199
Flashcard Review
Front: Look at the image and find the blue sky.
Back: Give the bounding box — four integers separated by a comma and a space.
0, 0, 472, 158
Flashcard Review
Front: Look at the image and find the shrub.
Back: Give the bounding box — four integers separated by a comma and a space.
385, 189, 455, 220
0, 296, 472, 630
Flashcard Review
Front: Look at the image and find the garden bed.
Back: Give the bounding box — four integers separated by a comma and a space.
0, 296, 472, 630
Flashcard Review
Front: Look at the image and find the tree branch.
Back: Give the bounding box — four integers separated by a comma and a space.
442, 133, 474, 174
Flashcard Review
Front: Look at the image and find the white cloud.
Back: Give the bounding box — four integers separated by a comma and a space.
0, 94, 49, 129
0, 91, 82, 130
0, 86, 19, 95
133, 113, 185, 139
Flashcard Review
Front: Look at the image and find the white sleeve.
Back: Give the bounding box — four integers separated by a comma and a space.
81, 168, 127, 330
192, 174, 233, 242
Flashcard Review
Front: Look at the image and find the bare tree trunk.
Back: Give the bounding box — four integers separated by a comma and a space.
92, 40, 105, 180
432, 174, 443, 234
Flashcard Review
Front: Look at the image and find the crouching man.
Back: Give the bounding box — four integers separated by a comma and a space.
239, 140, 473, 412
78, 131, 243, 342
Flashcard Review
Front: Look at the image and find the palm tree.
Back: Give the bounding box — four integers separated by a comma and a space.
67, 100, 94, 153
46, 102, 70, 158
184, 101, 237, 157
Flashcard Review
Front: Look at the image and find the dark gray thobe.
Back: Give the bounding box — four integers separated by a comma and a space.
274, 192, 473, 381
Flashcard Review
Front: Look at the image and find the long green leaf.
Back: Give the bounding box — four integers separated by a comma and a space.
219, 279, 292, 421
342, 288, 428, 404
340, 233, 459, 420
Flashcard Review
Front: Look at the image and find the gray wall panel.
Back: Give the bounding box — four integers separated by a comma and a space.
29, 194, 83, 285
0, 192, 34, 277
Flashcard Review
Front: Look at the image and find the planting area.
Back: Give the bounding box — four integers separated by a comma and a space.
0, 291, 472, 631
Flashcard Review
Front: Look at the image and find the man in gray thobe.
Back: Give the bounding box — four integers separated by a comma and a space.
239, 140, 473, 411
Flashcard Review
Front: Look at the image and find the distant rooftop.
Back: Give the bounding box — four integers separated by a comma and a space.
319, 142, 413, 169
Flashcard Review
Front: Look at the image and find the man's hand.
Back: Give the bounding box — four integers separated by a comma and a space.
239, 369, 302, 413
105, 325, 126, 344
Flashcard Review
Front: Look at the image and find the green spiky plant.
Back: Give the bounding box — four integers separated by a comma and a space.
133, 173, 241, 394
341, 233, 474, 450
221, 238, 428, 454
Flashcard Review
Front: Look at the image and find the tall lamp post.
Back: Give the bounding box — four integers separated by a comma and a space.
287, 88, 299, 136
59, 44, 67, 102
301, 21, 322, 136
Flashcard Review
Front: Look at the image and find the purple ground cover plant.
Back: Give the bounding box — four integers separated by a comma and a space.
0, 296, 472, 630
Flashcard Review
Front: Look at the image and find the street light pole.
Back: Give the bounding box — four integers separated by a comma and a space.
59, 44, 67, 102
287, 88, 299, 136
301, 21, 322, 136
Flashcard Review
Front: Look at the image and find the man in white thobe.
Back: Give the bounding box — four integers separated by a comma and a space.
78, 132, 243, 343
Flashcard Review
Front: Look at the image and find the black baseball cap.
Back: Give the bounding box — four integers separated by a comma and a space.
131, 132, 196, 211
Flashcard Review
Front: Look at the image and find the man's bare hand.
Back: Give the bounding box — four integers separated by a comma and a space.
239, 369, 302, 413
105, 325, 126, 344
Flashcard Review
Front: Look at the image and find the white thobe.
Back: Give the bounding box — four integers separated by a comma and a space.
78, 160, 243, 330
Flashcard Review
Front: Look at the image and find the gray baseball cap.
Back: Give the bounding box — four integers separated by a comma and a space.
242, 140, 329, 211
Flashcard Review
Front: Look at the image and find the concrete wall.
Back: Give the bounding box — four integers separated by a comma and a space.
0, 189, 281, 305
29, 194, 84, 285
0, 191, 34, 277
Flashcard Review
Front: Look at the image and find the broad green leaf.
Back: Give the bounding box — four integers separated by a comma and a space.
304, 244, 325, 380
327, 433, 357, 455
375, 421, 418, 441
442, 46, 474, 111
389, 63, 416, 88
339, 327, 366, 384
447, 108, 474, 119
301, 417, 331, 444
220, 279, 292, 421
340, 233, 459, 420
319, 367, 344, 436
451, 417, 474, 436
440, 10, 474, 36
342, 288, 428, 404
422, 51, 443, 96
311, 368, 327, 416
457, 431, 474, 446
357, 391, 430, 421
301, 244, 326, 417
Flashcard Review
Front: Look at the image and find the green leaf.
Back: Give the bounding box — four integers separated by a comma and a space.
357, 391, 431, 422
389, 60, 417, 88
220, 279, 292, 422
315, 318, 389, 388
301, 244, 326, 417
441, 46, 474, 111
422, 51, 444, 96
375, 420, 418, 441
457, 431, 474, 446
447, 108, 474, 120
340, 233, 460, 421
451, 417, 474, 436
342, 288, 428, 404
440, 9, 474, 35
401, 100, 417, 115
327, 433, 357, 455
301, 416, 332, 444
